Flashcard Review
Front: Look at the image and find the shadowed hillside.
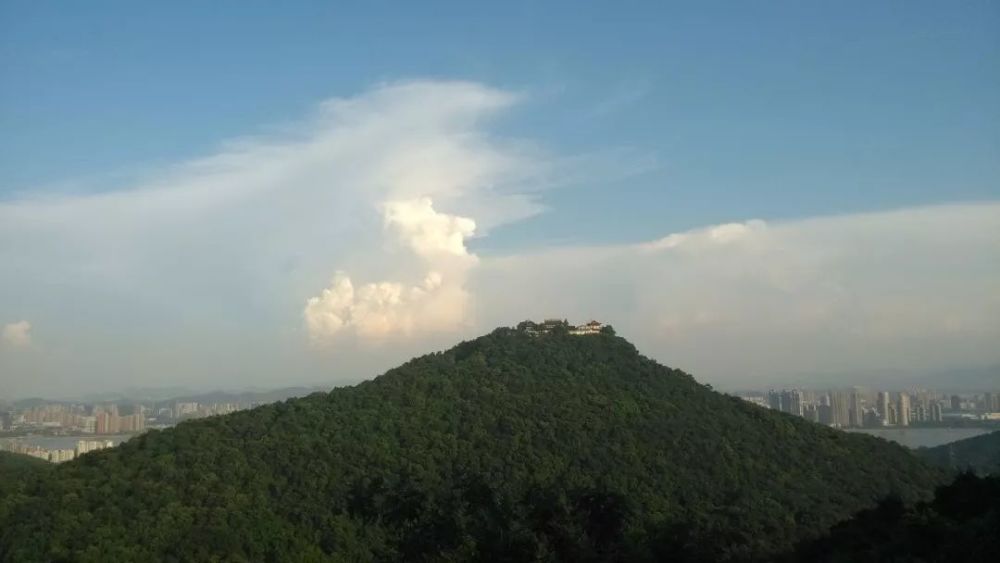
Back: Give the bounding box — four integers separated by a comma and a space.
790, 472, 1000, 562
918, 430, 1000, 475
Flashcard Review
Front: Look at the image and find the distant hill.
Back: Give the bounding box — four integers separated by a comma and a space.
0, 451, 49, 472
0, 328, 945, 561
0, 451, 50, 497
160, 385, 330, 406
12, 385, 330, 407
917, 430, 1000, 475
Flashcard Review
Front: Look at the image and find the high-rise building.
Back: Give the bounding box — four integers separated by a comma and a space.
95, 411, 122, 434
125, 413, 145, 432
95, 412, 109, 434
803, 404, 819, 423
817, 394, 833, 425
174, 402, 199, 419
830, 391, 850, 428
950, 395, 962, 411
930, 401, 943, 422
783, 390, 803, 416
848, 390, 864, 427
818, 404, 832, 426
984, 392, 1000, 413
767, 390, 782, 411
878, 392, 891, 425
898, 393, 911, 427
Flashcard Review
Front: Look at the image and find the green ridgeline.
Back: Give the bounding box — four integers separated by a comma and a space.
0, 328, 946, 561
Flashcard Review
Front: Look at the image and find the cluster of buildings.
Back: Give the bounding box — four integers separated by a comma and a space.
0, 399, 260, 437
1, 439, 116, 463
164, 401, 248, 420
516, 319, 607, 336
0, 398, 264, 464
743, 388, 1000, 428
95, 405, 146, 434
982, 392, 1000, 415
0, 403, 146, 435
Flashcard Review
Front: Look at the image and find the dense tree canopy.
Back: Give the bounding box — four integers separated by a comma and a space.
0, 329, 946, 561
790, 472, 1000, 562
0, 452, 49, 496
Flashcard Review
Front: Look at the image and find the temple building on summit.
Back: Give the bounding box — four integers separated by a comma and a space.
516, 319, 607, 336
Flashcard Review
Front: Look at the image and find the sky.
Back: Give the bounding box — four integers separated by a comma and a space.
1, 1, 998, 398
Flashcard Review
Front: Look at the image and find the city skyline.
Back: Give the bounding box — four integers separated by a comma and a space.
741, 387, 1000, 428
5, 383, 998, 464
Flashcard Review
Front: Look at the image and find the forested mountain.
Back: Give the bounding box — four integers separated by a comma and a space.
791, 472, 1000, 562
0, 452, 49, 496
918, 430, 1000, 475
0, 328, 945, 561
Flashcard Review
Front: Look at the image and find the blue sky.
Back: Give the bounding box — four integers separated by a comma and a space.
1, 2, 998, 396
3, 1, 997, 246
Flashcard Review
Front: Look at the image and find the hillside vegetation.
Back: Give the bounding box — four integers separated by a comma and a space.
791, 472, 1000, 562
0, 328, 945, 561
0, 451, 50, 495
918, 430, 1000, 475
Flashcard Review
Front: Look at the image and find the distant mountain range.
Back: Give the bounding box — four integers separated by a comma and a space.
0, 328, 948, 561
8, 386, 330, 408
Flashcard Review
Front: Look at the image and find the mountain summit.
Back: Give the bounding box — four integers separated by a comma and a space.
0, 328, 944, 561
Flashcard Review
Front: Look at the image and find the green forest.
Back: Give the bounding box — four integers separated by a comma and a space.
791, 472, 1000, 562
0, 328, 960, 561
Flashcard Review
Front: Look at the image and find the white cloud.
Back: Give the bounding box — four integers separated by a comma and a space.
0, 77, 996, 396
304, 197, 478, 342
383, 197, 477, 258
2, 321, 32, 348
304, 269, 469, 341
475, 202, 1000, 386
0, 80, 545, 394
645, 219, 768, 251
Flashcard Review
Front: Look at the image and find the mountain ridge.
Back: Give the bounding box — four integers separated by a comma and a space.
918, 430, 1000, 475
0, 328, 945, 561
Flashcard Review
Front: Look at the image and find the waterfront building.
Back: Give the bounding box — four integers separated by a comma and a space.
898, 393, 911, 427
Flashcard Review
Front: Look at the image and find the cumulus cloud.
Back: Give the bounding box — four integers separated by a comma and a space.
2, 321, 32, 348
304, 197, 478, 342
304, 270, 468, 340
383, 197, 477, 258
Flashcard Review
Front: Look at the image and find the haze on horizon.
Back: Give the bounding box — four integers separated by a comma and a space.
1, 2, 998, 398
